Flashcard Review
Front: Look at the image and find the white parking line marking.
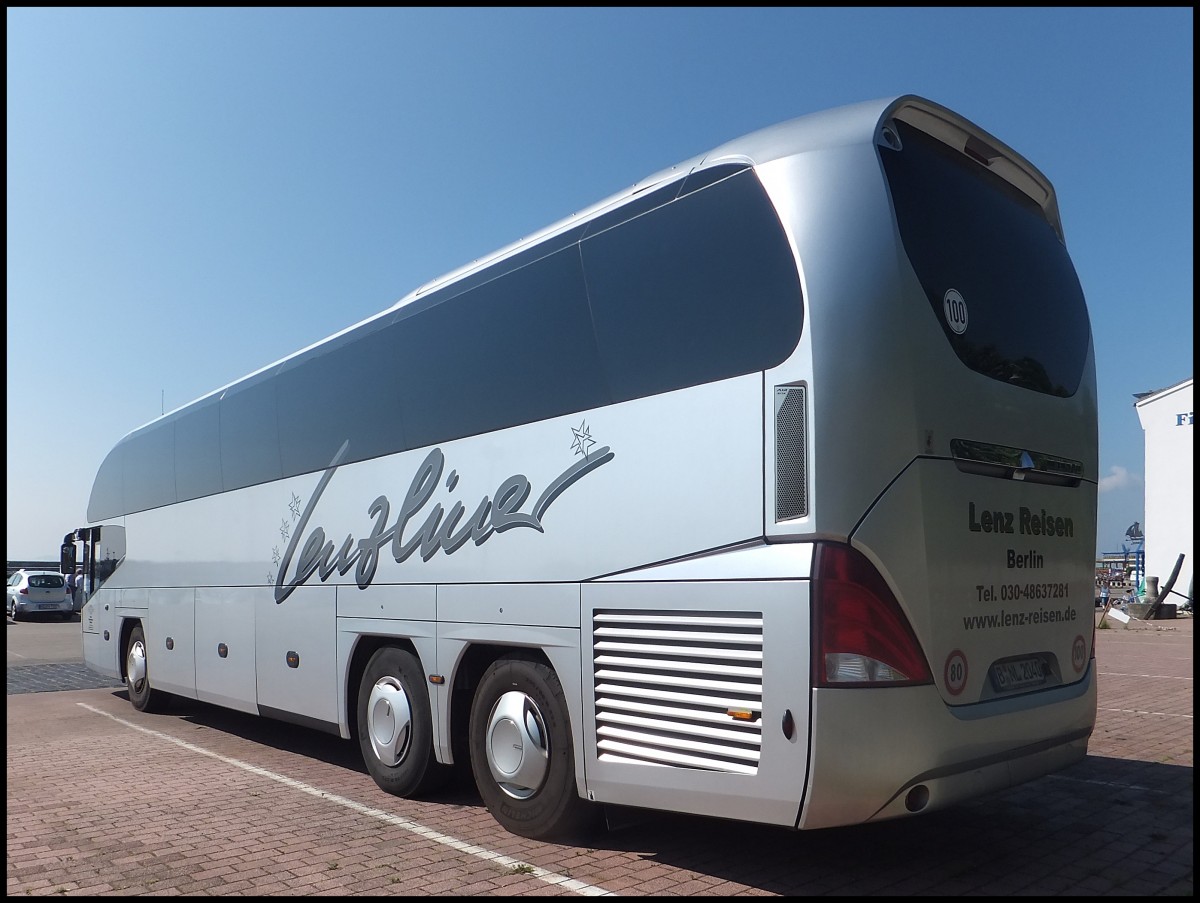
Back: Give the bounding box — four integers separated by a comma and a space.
1099, 671, 1192, 680
78, 702, 616, 896
1097, 706, 1192, 719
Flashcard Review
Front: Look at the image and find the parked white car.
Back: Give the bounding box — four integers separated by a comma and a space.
7, 570, 73, 621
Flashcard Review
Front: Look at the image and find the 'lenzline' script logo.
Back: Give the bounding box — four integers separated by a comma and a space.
274, 432, 614, 604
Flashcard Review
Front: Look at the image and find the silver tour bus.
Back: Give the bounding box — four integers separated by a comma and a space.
64, 93, 1098, 841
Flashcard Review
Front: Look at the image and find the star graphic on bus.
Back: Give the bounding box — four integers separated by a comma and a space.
570, 421, 596, 459
288, 493, 303, 521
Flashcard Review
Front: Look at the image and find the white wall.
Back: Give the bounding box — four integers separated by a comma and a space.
1135, 378, 1193, 604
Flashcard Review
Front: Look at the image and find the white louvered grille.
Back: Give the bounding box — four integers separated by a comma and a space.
593, 610, 764, 774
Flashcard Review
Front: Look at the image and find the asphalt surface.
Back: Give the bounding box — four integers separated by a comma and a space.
6, 610, 1193, 896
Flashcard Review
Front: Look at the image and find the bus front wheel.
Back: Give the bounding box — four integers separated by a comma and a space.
125, 624, 169, 713
356, 646, 449, 798
468, 654, 599, 841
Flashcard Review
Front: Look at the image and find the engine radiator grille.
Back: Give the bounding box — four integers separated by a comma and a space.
592, 609, 764, 774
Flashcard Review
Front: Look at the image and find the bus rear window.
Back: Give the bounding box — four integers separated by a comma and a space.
881, 121, 1091, 397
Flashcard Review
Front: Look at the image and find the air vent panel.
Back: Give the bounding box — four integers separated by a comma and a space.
775, 385, 808, 520
593, 609, 764, 774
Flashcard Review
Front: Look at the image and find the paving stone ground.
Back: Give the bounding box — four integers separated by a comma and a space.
6, 612, 1192, 896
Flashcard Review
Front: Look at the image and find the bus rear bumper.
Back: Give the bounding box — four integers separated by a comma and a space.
798, 663, 1097, 829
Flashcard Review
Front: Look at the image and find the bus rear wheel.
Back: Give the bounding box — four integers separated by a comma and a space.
356, 646, 450, 798
468, 654, 599, 841
125, 624, 170, 713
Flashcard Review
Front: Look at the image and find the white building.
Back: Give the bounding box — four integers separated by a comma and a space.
1134, 377, 1193, 606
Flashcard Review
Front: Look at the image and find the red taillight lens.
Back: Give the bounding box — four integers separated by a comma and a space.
813, 542, 932, 687
19, 587, 29, 595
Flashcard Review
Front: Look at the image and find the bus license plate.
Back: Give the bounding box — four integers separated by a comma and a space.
990, 656, 1047, 692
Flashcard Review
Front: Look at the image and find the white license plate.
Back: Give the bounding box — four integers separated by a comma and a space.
990, 656, 1047, 692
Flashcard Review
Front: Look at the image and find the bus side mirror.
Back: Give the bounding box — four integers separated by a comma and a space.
60, 541, 77, 575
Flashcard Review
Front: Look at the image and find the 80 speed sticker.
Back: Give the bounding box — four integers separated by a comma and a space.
944, 650, 968, 695
1071, 635, 1088, 673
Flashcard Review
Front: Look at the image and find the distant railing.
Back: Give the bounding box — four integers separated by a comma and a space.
6, 560, 60, 579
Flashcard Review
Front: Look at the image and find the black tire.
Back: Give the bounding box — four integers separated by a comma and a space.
125, 624, 170, 713
357, 647, 450, 798
468, 654, 600, 841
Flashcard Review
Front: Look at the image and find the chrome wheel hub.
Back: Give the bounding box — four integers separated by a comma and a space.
127, 640, 147, 691
367, 676, 413, 767
485, 691, 549, 799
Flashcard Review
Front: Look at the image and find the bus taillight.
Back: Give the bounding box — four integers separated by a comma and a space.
812, 542, 933, 688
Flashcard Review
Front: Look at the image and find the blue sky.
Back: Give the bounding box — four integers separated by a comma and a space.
6, 7, 1193, 561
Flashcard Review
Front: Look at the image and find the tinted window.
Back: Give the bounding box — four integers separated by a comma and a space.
582, 168, 803, 401
395, 246, 608, 450
277, 320, 409, 476
88, 446, 125, 522
29, 574, 65, 588
881, 121, 1091, 396
220, 378, 282, 490
91, 166, 803, 518
94, 524, 127, 585
175, 399, 223, 500
122, 422, 177, 512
